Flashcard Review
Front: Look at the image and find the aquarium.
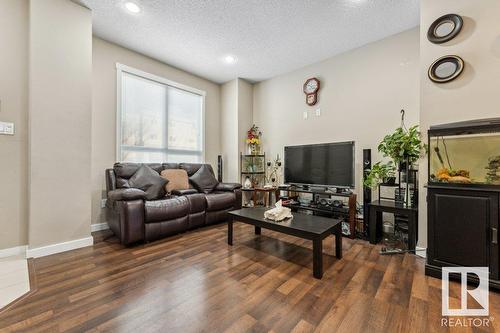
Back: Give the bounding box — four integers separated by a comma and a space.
428, 118, 500, 186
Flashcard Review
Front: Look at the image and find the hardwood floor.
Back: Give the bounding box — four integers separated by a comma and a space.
1, 222, 499, 333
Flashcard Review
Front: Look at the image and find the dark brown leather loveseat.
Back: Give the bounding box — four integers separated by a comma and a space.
105, 163, 242, 245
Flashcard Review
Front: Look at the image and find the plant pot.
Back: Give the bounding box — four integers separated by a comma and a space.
384, 177, 396, 185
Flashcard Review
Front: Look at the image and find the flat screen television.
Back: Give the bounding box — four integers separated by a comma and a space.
284, 141, 355, 188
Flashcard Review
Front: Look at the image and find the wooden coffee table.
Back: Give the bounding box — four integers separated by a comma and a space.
228, 207, 342, 279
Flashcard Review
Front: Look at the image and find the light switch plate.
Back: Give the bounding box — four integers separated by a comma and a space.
0, 121, 14, 135
315, 108, 321, 116
303, 111, 308, 120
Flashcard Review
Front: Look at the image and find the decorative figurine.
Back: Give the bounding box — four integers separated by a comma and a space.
265, 154, 282, 187
243, 176, 252, 189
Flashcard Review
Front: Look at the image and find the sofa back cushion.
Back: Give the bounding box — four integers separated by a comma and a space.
179, 163, 215, 177
114, 163, 163, 188
128, 164, 168, 200
189, 164, 219, 194
111, 162, 215, 192
160, 169, 189, 194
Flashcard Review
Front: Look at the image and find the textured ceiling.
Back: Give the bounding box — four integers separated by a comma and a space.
76, 0, 419, 84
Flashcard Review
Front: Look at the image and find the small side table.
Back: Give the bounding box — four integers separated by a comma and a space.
253, 187, 280, 207
369, 200, 418, 251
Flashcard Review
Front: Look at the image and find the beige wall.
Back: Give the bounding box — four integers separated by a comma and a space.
418, 0, 500, 247
91, 37, 221, 225
0, 0, 28, 250
253, 28, 420, 198
28, 0, 92, 248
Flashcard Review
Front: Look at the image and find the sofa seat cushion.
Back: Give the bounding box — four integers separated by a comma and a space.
204, 192, 235, 212
145, 196, 189, 223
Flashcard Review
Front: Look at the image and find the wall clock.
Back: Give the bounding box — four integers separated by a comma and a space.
303, 77, 320, 106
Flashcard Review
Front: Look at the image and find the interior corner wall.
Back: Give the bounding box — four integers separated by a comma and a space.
28, 0, 92, 248
220, 78, 254, 183
221, 79, 239, 182
91, 37, 222, 226
253, 28, 420, 200
237, 79, 254, 159
418, 0, 500, 248
0, 0, 29, 250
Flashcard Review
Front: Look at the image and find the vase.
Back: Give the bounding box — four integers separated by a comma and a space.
249, 143, 259, 155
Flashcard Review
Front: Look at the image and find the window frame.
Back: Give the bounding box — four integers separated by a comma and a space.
116, 63, 206, 163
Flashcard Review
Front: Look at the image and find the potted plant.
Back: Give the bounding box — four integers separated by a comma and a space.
363, 161, 396, 189
376, 120, 426, 206
377, 125, 425, 170
246, 124, 262, 155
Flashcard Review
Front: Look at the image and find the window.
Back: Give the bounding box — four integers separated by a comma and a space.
117, 64, 205, 163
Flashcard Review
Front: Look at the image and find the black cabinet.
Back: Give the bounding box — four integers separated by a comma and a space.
426, 186, 500, 283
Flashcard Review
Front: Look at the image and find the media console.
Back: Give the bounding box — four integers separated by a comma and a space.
278, 186, 357, 239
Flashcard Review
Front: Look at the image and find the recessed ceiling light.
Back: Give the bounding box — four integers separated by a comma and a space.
124, 2, 141, 14
224, 55, 237, 64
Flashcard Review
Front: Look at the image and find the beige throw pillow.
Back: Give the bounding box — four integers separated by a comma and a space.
160, 169, 189, 194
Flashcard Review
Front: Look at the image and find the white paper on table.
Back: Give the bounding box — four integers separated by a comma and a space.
264, 200, 293, 221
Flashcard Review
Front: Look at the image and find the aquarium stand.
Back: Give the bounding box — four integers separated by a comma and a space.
426, 184, 500, 288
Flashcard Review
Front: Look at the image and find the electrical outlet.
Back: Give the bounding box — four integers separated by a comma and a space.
315, 108, 321, 116
101, 199, 107, 208
303, 111, 308, 120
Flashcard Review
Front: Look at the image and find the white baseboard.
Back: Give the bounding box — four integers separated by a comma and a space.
415, 246, 427, 258
26, 236, 94, 258
0, 245, 27, 258
91, 222, 109, 232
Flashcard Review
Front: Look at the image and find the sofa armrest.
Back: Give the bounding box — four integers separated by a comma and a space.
115, 199, 145, 245
215, 182, 242, 192
171, 188, 198, 196
107, 188, 147, 204
105, 168, 117, 193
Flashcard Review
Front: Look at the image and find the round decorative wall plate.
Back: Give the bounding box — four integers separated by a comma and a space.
427, 14, 463, 44
428, 55, 464, 83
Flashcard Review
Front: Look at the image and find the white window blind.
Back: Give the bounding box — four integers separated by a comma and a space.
117, 64, 205, 163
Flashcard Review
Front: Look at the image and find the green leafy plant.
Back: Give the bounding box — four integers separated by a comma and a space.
377, 125, 426, 166
363, 161, 396, 188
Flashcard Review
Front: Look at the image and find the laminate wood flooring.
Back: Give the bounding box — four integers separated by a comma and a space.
1, 222, 499, 333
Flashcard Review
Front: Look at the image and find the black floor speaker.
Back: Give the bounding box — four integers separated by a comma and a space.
217, 155, 223, 182
363, 148, 372, 237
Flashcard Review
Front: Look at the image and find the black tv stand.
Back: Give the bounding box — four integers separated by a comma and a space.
278, 186, 357, 238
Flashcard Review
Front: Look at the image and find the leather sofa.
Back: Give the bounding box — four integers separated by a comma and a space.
105, 163, 242, 245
